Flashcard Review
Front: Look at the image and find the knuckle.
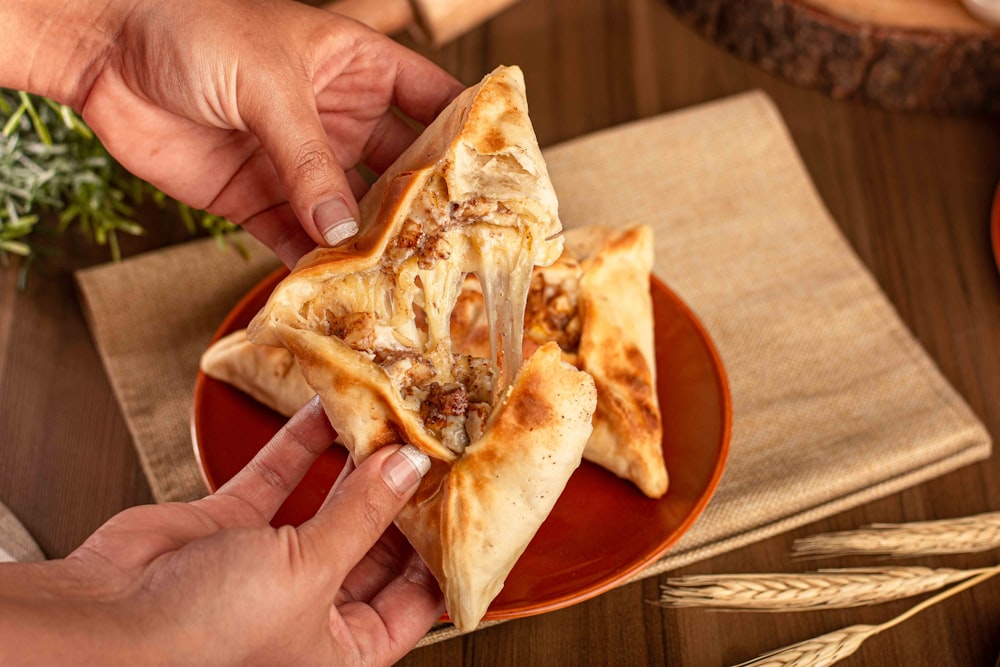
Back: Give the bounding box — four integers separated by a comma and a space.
246, 457, 290, 494
291, 140, 339, 185
275, 524, 305, 570
356, 489, 389, 538
281, 413, 329, 457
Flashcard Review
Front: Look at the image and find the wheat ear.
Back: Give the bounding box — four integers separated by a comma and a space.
732, 564, 1000, 667
792, 511, 1000, 558
658, 566, 985, 610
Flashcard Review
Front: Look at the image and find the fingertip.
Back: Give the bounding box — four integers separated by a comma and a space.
299, 443, 431, 581
390, 48, 466, 126
438, 81, 467, 115
380, 445, 431, 497
241, 210, 317, 268
245, 91, 359, 251
290, 395, 337, 439
213, 395, 336, 522
313, 195, 360, 247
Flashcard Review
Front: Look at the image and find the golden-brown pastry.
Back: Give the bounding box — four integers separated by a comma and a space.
199, 329, 314, 417
564, 225, 665, 498
453, 225, 666, 498
208, 223, 665, 497
247, 66, 597, 631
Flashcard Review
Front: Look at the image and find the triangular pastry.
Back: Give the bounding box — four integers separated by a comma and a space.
246, 66, 597, 631
452, 224, 666, 498
559, 224, 665, 498
205, 223, 665, 497
199, 329, 315, 417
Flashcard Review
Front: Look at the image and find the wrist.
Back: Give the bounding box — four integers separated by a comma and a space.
0, 0, 135, 107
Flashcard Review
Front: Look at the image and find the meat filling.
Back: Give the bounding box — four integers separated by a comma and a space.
524, 272, 582, 353
420, 382, 470, 454
415, 355, 496, 454
329, 308, 497, 454
324, 176, 522, 454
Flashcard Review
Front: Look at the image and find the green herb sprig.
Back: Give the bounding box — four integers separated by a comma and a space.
1, 89, 238, 284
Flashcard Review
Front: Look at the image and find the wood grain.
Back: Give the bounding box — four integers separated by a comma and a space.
661, 0, 1000, 113
0, 0, 998, 664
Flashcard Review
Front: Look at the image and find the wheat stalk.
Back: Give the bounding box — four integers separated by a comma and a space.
732, 564, 1000, 667
658, 566, 984, 610
792, 511, 1000, 558
735, 625, 876, 667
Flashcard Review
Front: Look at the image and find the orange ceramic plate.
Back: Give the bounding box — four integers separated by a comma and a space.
191, 267, 731, 622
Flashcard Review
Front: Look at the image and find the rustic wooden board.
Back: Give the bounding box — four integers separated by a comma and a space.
662, 0, 1000, 113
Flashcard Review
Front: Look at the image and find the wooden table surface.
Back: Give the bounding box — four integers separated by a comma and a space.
1, 1, 999, 664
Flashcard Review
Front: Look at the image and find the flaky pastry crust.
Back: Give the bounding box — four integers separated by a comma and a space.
246, 66, 597, 631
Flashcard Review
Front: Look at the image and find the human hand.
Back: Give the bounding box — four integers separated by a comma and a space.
75, 0, 463, 266
1, 397, 440, 665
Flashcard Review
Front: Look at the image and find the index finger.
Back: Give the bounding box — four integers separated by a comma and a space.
389, 44, 465, 125
297, 444, 431, 587
214, 396, 335, 521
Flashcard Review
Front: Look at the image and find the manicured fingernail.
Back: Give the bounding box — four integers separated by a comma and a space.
381, 445, 431, 496
314, 197, 359, 246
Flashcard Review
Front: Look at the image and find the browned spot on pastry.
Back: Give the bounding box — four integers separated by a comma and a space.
473, 76, 514, 114
605, 226, 643, 255
617, 346, 653, 392
411, 459, 449, 506
480, 127, 507, 154
368, 422, 403, 449
506, 376, 555, 431
582, 340, 660, 435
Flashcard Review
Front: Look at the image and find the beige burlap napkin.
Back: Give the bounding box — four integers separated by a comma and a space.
0, 500, 45, 563
77, 235, 282, 502
75, 91, 991, 644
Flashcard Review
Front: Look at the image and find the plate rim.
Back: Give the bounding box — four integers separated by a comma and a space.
191, 266, 733, 621
485, 273, 733, 621
191, 265, 290, 494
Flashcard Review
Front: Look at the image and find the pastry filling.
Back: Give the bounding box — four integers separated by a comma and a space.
314, 171, 549, 454
524, 269, 582, 361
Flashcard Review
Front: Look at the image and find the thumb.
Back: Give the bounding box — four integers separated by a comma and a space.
298, 444, 432, 585
245, 85, 360, 249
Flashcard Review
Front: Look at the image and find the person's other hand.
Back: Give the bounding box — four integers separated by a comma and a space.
61, 397, 440, 664
78, 0, 463, 266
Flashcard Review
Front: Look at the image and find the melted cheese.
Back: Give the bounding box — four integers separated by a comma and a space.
308, 170, 559, 454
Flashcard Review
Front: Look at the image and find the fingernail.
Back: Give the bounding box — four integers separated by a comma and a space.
381, 445, 431, 496
314, 197, 359, 246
